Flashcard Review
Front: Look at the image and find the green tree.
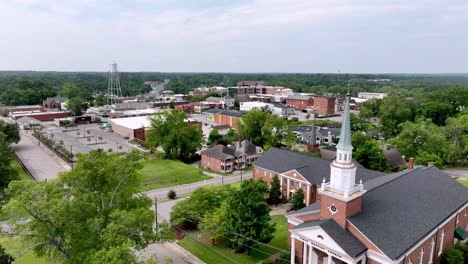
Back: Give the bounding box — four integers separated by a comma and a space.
238, 108, 293, 148
359, 98, 382, 119
169, 101, 175, 109
418, 101, 455, 126
238, 108, 269, 146
65, 97, 87, 116
292, 189, 305, 210
94, 94, 107, 106
207, 129, 224, 147
147, 110, 203, 161
379, 96, 415, 139
267, 175, 282, 205
262, 114, 294, 149
199, 204, 227, 245
0, 121, 20, 144
388, 118, 452, 166
440, 245, 464, 264
170, 185, 232, 225
0, 133, 16, 189
4, 150, 171, 264
352, 132, 390, 172
223, 179, 275, 254
445, 114, 468, 165
0, 245, 14, 264
59, 82, 81, 98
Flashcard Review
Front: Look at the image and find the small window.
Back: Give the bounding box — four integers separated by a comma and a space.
339, 153, 342, 160
344, 153, 347, 161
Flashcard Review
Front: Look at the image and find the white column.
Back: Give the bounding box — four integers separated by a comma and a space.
306, 185, 311, 206
303, 242, 307, 264
287, 178, 291, 199
327, 254, 332, 264
308, 244, 313, 264
361, 254, 366, 264
291, 236, 296, 264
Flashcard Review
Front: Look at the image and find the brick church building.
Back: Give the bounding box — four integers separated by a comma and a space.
254, 95, 468, 264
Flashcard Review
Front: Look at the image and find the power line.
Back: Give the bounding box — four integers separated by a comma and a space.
158, 214, 239, 264
171, 216, 292, 263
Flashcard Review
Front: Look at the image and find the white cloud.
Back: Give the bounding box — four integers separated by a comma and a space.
0, 0, 467, 72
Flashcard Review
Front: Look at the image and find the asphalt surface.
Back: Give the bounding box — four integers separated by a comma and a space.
13, 131, 70, 181
444, 169, 468, 178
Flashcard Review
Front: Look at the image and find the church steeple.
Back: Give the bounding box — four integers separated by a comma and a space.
336, 94, 353, 151
323, 92, 361, 198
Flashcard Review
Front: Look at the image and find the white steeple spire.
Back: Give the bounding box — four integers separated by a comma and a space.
328, 91, 358, 197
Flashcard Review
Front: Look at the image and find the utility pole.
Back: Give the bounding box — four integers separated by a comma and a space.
240, 170, 243, 182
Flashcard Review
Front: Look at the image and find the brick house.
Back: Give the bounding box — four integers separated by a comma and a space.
201, 140, 263, 173
284, 95, 468, 264
286, 95, 314, 111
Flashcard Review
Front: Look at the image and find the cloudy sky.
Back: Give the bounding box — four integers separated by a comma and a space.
0, 0, 467, 73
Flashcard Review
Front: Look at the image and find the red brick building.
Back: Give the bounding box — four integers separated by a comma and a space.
212, 110, 246, 129
286, 95, 314, 111
312, 96, 336, 115
201, 140, 263, 173
267, 95, 468, 264
10, 111, 71, 121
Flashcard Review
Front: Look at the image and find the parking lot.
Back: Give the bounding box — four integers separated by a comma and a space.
41, 123, 136, 155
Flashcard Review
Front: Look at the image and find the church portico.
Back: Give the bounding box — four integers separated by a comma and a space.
290, 232, 366, 264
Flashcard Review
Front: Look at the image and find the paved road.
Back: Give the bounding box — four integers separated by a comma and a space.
444, 169, 468, 178
144, 171, 252, 200
14, 131, 70, 181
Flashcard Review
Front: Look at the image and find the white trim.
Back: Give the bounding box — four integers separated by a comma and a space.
396, 202, 468, 263
280, 170, 311, 185
366, 250, 394, 264
428, 238, 435, 264
288, 209, 321, 217
288, 218, 304, 226
438, 230, 445, 257
295, 234, 354, 264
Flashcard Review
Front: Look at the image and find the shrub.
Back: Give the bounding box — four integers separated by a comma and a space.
292, 189, 305, 210
167, 190, 177, 199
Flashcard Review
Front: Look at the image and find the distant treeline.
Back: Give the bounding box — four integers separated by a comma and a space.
0, 71, 467, 105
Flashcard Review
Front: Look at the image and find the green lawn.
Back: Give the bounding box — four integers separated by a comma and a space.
0, 237, 48, 264
178, 215, 288, 264
139, 159, 212, 191
456, 178, 468, 188
11, 160, 30, 180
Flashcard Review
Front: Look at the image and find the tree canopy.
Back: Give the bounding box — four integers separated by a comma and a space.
4, 150, 171, 264
147, 110, 203, 161
238, 108, 294, 149
0, 121, 20, 144
223, 179, 276, 253
351, 132, 390, 172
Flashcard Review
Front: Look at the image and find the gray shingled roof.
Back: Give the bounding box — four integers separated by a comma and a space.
295, 163, 384, 185
217, 110, 247, 118
349, 166, 468, 260
384, 148, 406, 169
293, 219, 367, 257
254, 148, 385, 185
231, 140, 259, 156
288, 201, 321, 216
201, 145, 236, 160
